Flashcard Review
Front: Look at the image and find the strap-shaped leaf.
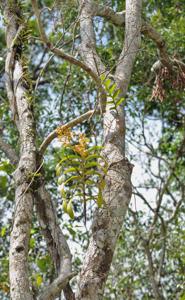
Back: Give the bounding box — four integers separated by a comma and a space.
115, 97, 125, 108
67, 200, 74, 219
62, 199, 68, 213
85, 154, 100, 160
64, 167, 80, 174
64, 175, 81, 185
87, 145, 103, 152
85, 179, 97, 185
109, 83, 117, 94
113, 89, 121, 100
96, 191, 103, 208
56, 164, 62, 176
85, 161, 99, 168
85, 170, 103, 177
104, 78, 111, 90
60, 154, 81, 164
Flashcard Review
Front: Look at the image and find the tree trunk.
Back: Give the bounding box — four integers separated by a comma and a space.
75, 0, 142, 299
4, 2, 36, 299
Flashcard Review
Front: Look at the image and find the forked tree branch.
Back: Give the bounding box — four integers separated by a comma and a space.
91, 2, 173, 69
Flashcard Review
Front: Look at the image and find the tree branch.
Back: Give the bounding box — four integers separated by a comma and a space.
115, 1, 142, 91
133, 188, 157, 216
143, 240, 165, 300
35, 175, 75, 300
166, 196, 183, 224
38, 272, 76, 300
141, 21, 172, 69
148, 135, 185, 240
0, 136, 19, 165
31, 0, 106, 112
157, 221, 166, 284
92, 2, 172, 69
75, 1, 140, 299
4, 1, 37, 299
79, 0, 105, 75
91, 3, 125, 26
39, 109, 95, 156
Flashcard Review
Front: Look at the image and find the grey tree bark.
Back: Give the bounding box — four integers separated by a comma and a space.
75, 1, 142, 299
4, 1, 36, 299
2, 0, 142, 299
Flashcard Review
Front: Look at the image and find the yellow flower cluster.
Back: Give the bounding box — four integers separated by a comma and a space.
56, 127, 90, 157
56, 126, 72, 146
73, 133, 89, 157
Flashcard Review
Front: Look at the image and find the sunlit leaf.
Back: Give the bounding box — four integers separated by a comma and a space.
36, 274, 42, 287
104, 78, 111, 90
97, 191, 103, 208
115, 97, 125, 108
1, 227, 6, 237
67, 200, 74, 219
62, 199, 68, 213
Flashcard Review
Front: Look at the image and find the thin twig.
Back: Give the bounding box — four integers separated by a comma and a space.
31, 0, 107, 111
